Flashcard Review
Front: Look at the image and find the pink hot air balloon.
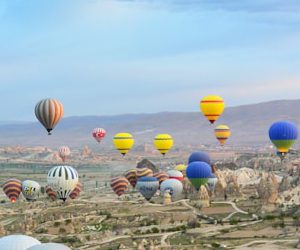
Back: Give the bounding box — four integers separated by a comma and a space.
58, 146, 71, 162
92, 128, 106, 143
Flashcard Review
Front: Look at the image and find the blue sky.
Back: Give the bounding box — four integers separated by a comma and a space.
0, 0, 300, 121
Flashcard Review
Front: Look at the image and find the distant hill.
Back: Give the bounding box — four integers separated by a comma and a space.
0, 99, 299, 148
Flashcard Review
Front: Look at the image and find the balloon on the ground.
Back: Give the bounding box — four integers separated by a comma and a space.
188, 151, 211, 165
269, 121, 298, 155
153, 172, 169, 184
35, 98, 63, 135
136, 176, 159, 201
2, 178, 22, 203
160, 179, 183, 199
207, 174, 218, 192
175, 164, 187, 172
69, 182, 83, 199
186, 161, 212, 190
154, 134, 174, 156
167, 170, 184, 181
200, 95, 225, 124
125, 169, 137, 188
92, 128, 106, 143
22, 180, 40, 201
58, 146, 70, 162
27, 243, 71, 250
214, 125, 231, 146
47, 166, 78, 202
0, 235, 41, 250
45, 185, 57, 201
113, 133, 134, 156
136, 168, 153, 178
111, 177, 129, 196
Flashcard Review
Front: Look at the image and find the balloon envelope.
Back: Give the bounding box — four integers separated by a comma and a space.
154, 134, 174, 155
92, 128, 106, 143
125, 169, 138, 188
136, 176, 159, 201
69, 182, 83, 199
111, 177, 129, 196
214, 125, 231, 146
136, 168, 153, 179
2, 178, 22, 203
58, 146, 70, 162
22, 180, 40, 201
160, 179, 183, 199
113, 133, 134, 156
167, 170, 184, 181
207, 174, 218, 192
186, 161, 212, 190
188, 151, 211, 165
0, 235, 41, 250
153, 172, 169, 184
27, 243, 71, 250
200, 95, 224, 124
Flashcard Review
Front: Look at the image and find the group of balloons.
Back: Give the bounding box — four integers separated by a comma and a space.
110, 151, 217, 201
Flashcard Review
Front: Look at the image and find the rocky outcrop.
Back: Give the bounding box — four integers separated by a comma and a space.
136, 159, 158, 173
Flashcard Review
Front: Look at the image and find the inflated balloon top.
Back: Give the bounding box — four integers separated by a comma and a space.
186, 161, 212, 190
154, 134, 174, 156
214, 125, 231, 146
27, 243, 71, 250
113, 133, 135, 156
174, 164, 187, 172
92, 128, 106, 143
269, 121, 298, 154
188, 151, 211, 165
0, 235, 41, 250
167, 170, 184, 181
200, 95, 225, 124
35, 98, 64, 135
2, 178, 22, 203
136, 176, 159, 201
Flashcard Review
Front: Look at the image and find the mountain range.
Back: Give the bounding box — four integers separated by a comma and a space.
0, 99, 299, 149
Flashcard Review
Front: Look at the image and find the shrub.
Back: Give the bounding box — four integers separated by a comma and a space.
54, 221, 61, 227
59, 227, 66, 234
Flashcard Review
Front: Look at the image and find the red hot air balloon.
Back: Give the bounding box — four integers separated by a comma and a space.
69, 182, 83, 199
45, 185, 57, 201
92, 128, 106, 143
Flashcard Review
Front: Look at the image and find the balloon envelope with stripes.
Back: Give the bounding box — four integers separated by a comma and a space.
113, 133, 134, 156
111, 177, 129, 196
69, 182, 83, 199
47, 166, 78, 202
125, 169, 137, 188
2, 178, 22, 203
214, 125, 231, 146
58, 146, 71, 162
136, 176, 159, 201
153, 134, 174, 156
136, 168, 153, 179
200, 95, 224, 124
35, 98, 64, 135
45, 185, 57, 201
153, 171, 169, 185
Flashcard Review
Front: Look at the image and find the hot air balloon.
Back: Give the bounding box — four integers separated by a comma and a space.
27, 243, 71, 250
186, 161, 212, 191
136, 176, 159, 201
69, 182, 83, 199
58, 146, 70, 162
214, 125, 231, 146
269, 121, 298, 157
175, 164, 187, 172
2, 178, 22, 203
154, 134, 174, 156
0, 235, 41, 250
22, 180, 40, 201
153, 172, 169, 184
200, 95, 224, 124
111, 177, 129, 196
188, 151, 211, 165
207, 174, 218, 192
113, 133, 134, 156
167, 170, 184, 181
92, 128, 106, 143
125, 169, 137, 188
47, 166, 78, 202
136, 168, 153, 179
35, 98, 64, 135
160, 179, 183, 199
45, 185, 57, 201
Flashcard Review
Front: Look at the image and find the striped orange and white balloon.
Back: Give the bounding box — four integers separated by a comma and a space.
125, 169, 137, 188
69, 182, 83, 199
153, 172, 169, 184
35, 98, 64, 135
2, 179, 22, 203
136, 168, 153, 179
111, 177, 129, 197
58, 146, 71, 162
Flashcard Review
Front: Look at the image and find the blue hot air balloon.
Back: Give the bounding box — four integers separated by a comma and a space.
188, 151, 211, 165
136, 176, 159, 201
269, 121, 298, 156
186, 161, 212, 191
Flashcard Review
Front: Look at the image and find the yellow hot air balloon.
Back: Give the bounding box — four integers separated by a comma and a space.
113, 133, 134, 156
214, 125, 231, 146
200, 95, 225, 124
175, 164, 187, 172
154, 134, 174, 156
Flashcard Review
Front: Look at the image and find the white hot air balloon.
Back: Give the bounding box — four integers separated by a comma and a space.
160, 179, 183, 200
22, 180, 40, 201
207, 174, 218, 192
47, 165, 78, 202
27, 243, 71, 250
0, 235, 41, 250
58, 146, 71, 162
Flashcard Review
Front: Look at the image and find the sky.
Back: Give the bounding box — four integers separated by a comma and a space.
0, 0, 300, 121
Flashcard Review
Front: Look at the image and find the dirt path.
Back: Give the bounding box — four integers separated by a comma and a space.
235, 239, 298, 249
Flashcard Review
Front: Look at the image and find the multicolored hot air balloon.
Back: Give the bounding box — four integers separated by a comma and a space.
125, 169, 137, 188
69, 182, 83, 199
47, 166, 78, 202
136, 176, 159, 201
188, 151, 211, 165
45, 185, 57, 201
113, 133, 134, 156
58, 146, 70, 162
35, 98, 64, 135
22, 180, 40, 201
136, 168, 153, 179
214, 125, 231, 146
111, 177, 129, 196
2, 178, 22, 203
92, 128, 106, 143
154, 134, 174, 156
186, 161, 212, 191
167, 170, 184, 181
269, 121, 298, 157
200, 95, 224, 124
153, 172, 169, 185
160, 179, 183, 199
